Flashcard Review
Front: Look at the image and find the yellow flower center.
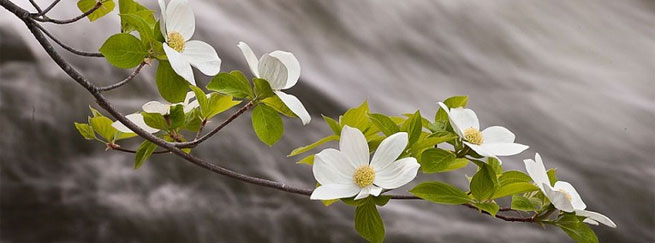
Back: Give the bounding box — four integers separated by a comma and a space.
353, 166, 375, 188
464, 128, 484, 145
167, 32, 185, 52
557, 189, 573, 202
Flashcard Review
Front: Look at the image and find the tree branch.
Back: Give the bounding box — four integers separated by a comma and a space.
31, 1, 101, 24
33, 21, 103, 57
98, 62, 148, 91
0, 0, 535, 224
34, 0, 60, 17
173, 100, 255, 148
28, 0, 41, 12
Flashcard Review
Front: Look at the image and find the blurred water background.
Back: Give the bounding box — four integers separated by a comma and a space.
1, 0, 654, 242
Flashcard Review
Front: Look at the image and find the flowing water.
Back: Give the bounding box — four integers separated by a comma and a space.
1, 0, 654, 242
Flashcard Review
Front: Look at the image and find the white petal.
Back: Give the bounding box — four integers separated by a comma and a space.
142, 101, 170, 115
575, 210, 617, 228
374, 157, 420, 189
269, 50, 300, 89
313, 148, 356, 185
370, 132, 408, 171
183, 91, 195, 105
583, 218, 599, 225
554, 181, 587, 210
163, 43, 195, 85
479, 143, 529, 156
165, 0, 194, 40
481, 126, 516, 143
354, 186, 372, 200
464, 142, 496, 158
185, 100, 200, 113
237, 42, 260, 77
274, 91, 311, 125
369, 186, 383, 197
258, 54, 287, 90
181, 40, 221, 76
339, 126, 370, 168
448, 107, 479, 134
524, 153, 550, 192
437, 102, 461, 137
158, 0, 167, 37
310, 184, 360, 200
111, 114, 159, 134
543, 183, 575, 212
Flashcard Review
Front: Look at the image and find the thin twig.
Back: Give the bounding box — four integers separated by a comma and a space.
173, 100, 255, 148
98, 62, 147, 91
31, 1, 101, 24
35, 0, 60, 16
28, 0, 41, 12
0, 0, 537, 224
112, 146, 170, 154
33, 21, 103, 57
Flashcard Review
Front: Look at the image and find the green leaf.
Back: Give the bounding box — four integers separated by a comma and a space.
547, 168, 558, 187
261, 95, 296, 117
183, 109, 203, 132
296, 154, 315, 165
119, 0, 155, 33
341, 101, 369, 131
89, 106, 103, 117
168, 105, 185, 129
499, 170, 532, 186
253, 78, 274, 99
511, 195, 538, 211
134, 140, 157, 169
368, 113, 399, 136
322, 115, 341, 135
410, 181, 473, 205
207, 71, 253, 99
89, 116, 116, 141
473, 201, 500, 217
401, 110, 423, 146
288, 135, 338, 157
373, 196, 392, 206
556, 214, 599, 243
487, 157, 503, 175
419, 148, 468, 173
470, 163, 498, 201
119, 13, 154, 44
321, 199, 339, 207
354, 199, 385, 243
74, 122, 96, 140
189, 85, 209, 117
251, 104, 284, 146
156, 60, 189, 103
205, 93, 240, 119
77, 0, 115, 22
99, 33, 147, 69
435, 95, 468, 121
408, 132, 458, 156
492, 182, 539, 199
142, 112, 168, 130
114, 131, 137, 141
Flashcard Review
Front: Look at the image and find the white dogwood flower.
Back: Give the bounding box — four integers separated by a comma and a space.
237, 42, 310, 125
310, 126, 420, 200
111, 113, 159, 134
159, 0, 221, 85
142, 91, 205, 114
524, 153, 616, 228
438, 102, 528, 158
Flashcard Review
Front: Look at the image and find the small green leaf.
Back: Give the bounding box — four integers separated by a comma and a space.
251, 104, 284, 146
322, 115, 341, 135
74, 122, 96, 140
419, 148, 468, 173
89, 106, 103, 117
556, 214, 599, 243
189, 85, 209, 117
207, 71, 253, 99
492, 182, 539, 199
547, 168, 558, 187
205, 93, 240, 119
410, 181, 473, 205
401, 110, 423, 146
77, 0, 115, 22
435, 95, 468, 121
261, 95, 296, 117
134, 140, 157, 169
253, 78, 274, 99
368, 113, 399, 136
354, 199, 385, 243
499, 170, 533, 186
142, 112, 168, 130
156, 60, 189, 103
473, 201, 500, 217
119, 0, 155, 33
183, 109, 203, 132
99, 33, 147, 69
373, 196, 392, 206
470, 163, 498, 201
114, 131, 137, 141
288, 135, 338, 157
321, 199, 339, 207
296, 154, 315, 165
511, 195, 538, 211
168, 105, 185, 129
89, 116, 117, 141
341, 101, 369, 131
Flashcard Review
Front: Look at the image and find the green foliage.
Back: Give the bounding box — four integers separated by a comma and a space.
89, 115, 117, 141
400, 110, 422, 147
156, 61, 189, 103
473, 201, 500, 217
134, 140, 157, 169
253, 78, 275, 99
288, 135, 338, 157
207, 71, 254, 99
77, 0, 115, 22
435, 95, 468, 121
99, 33, 147, 69
354, 199, 385, 243
368, 113, 399, 136
419, 148, 467, 173
118, 0, 155, 33
410, 182, 473, 205
511, 195, 539, 212
74, 122, 96, 140
555, 214, 599, 243
119, 13, 154, 45
189, 85, 209, 116
206, 93, 240, 119
142, 112, 168, 130
492, 182, 539, 199
340, 101, 370, 131
168, 105, 185, 129
322, 115, 341, 135
470, 162, 498, 201
261, 96, 296, 118
499, 170, 533, 185
547, 168, 558, 186
296, 154, 314, 165
251, 104, 284, 146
